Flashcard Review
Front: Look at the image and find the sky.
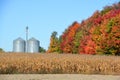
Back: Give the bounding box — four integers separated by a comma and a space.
0, 0, 119, 52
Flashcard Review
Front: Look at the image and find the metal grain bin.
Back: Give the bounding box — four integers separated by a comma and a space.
13, 37, 25, 52
27, 37, 39, 53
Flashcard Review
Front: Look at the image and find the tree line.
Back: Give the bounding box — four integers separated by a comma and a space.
47, 2, 120, 55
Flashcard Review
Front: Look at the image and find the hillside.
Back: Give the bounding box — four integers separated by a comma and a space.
48, 2, 120, 55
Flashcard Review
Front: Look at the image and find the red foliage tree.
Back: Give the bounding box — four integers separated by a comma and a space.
61, 22, 80, 53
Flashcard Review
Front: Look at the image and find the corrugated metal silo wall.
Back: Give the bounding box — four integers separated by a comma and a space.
13, 37, 26, 52
27, 38, 39, 53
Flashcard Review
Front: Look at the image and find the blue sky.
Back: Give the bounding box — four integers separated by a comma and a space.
0, 0, 119, 51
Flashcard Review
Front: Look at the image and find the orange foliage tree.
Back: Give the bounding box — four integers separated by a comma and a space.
60, 22, 80, 53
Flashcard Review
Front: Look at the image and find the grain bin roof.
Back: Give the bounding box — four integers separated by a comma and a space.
14, 37, 25, 41
28, 37, 38, 41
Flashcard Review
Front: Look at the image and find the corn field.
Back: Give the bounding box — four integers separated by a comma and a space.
0, 52, 120, 75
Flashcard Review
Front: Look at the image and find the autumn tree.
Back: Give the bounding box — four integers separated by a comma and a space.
92, 13, 120, 55
47, 31, 61, 53
60, 22, 80, 53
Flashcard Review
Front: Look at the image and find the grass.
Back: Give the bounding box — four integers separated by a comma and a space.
0, 52, 120, 75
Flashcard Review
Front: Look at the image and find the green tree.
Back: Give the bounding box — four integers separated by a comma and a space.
72, 30, 83, 54
0, 48, 4, 52
39, 46, 46, 53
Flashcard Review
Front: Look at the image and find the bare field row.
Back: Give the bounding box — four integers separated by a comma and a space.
0, 74, 120, 80
0, 53, 120, 74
